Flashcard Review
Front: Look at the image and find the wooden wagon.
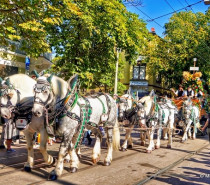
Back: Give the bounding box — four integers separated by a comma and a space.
172, 98, 206, 118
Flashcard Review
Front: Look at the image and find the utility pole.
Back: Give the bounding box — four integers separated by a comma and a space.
114, 48, 121, 95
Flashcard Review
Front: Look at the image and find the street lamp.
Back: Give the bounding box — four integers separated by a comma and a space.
193, 58, 197, 74
114, 48, 121, 95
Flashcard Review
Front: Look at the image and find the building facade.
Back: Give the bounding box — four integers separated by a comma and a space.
0, 46, 52, 78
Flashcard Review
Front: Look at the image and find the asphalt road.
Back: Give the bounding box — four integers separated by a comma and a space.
0, 130, 209, 185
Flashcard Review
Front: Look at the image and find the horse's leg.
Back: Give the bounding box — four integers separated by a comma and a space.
39, 128, 54, 165
155, 125, 162, 149
76, 147, 82, 159
121, 124, 134, 151
181, 120, 191, 142
167, 110, 174, 148
140, 131, 146, 146
104, 127, 113, 166
69, 148, 79, 172
192, 120, 197, 140
146, 126, 155, 153
163, 128, 168, 140
49, 140, 66, 180
92, 134, 101, 164
23, 128, 35, 172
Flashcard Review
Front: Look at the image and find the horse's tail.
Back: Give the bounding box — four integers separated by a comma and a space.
112, 120, 120, 151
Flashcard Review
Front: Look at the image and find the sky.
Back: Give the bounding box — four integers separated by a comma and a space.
125, 0, 209, 37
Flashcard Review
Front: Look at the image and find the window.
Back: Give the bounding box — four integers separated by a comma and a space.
133, 65, 146, 80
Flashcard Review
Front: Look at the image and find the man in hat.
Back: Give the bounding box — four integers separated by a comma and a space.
174, 85, 185, 98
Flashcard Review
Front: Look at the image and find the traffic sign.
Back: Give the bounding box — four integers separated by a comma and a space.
190, 67, 199, 71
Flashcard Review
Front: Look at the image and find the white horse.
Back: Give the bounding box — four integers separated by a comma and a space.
157, 97, 178, 148
118, 94, 146, 150
0, 74, 55, 172
138, 90, 160, 153
32, 74, 120, 180
181, 98, 200, 142
119, 90, 159, 153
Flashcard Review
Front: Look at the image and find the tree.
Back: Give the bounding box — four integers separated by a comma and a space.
0, 0, 79, 57
50, 0, 149, 93
146, 10, 210, 92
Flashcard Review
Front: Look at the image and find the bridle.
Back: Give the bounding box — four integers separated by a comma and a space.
33, 79, 54, 108
0, 84, 20, 112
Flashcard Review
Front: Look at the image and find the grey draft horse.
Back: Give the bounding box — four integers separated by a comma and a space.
32, 74, 120, 180
117, 94, 147, 150
118, 90, 159, 153
0, 74, 55, 172
181, 98, 200, 142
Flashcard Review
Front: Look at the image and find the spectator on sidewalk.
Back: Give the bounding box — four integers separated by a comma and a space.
0, 116, 17, 152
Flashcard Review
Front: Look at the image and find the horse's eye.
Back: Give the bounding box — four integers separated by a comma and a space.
43, 90, 48, 94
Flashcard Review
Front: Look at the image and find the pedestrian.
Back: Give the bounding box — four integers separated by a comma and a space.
201, 113, 210, 134
0, 116, 16, 152
0, 117, 6, 149
185, 86, 194, 98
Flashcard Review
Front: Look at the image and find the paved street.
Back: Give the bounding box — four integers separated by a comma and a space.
0, 129, 209, 185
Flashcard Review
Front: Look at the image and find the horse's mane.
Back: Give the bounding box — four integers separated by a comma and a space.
6, 74, 36, 96
47, 75, 68, 99
139, 96, 151, 104
121, 94, 133, 109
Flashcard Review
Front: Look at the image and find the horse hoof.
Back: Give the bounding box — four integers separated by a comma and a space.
120, 147, 127, 152
48, 174, 57, 181
140, 142, 145, 146
146, 150, 152, 153
92, 158, 99, 164
70, 167, 78, 173
24, 166, 31, 172
167, 145, 171, 148
104, 161, 111, 166
127, 145, 133, 149
155, 145, 160, 149
180, 140, 185, 143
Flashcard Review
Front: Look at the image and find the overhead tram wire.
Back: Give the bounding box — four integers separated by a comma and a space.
169, 1, 210, 63
184, 0, 194, 11
176, 0, 188, 10
163, 0, 210, 62
130, 2, 164, 29
146, 0, 203, 22
164, 0, 177, 12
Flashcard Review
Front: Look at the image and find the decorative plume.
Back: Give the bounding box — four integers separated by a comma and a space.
31, 70, 39, 78
47, 74, 53, 83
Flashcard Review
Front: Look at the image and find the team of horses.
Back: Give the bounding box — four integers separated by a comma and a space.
0, 73, 201, 180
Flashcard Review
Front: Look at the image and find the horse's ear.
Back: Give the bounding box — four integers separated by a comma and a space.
68, 74, 79, 92
31, 70, 39, 78
0, 77, 2, 86
5, 78, 11, 87
47, 74, 53, 83
149, 89, 155, 97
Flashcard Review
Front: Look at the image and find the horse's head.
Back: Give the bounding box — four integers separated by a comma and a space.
183, 98, 192, 119
32, 74, 54, 117
118, 98, 128, 121
136, 102, 146, 126
118, 94, 133, 121
0, 78, 18, 119
32, 74, 78, 117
